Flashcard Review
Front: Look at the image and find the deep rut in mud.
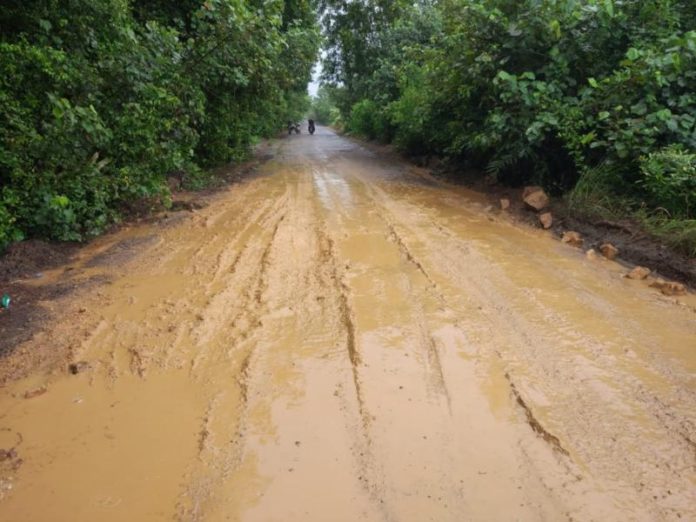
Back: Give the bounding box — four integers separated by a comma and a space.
1, 127, 695, 521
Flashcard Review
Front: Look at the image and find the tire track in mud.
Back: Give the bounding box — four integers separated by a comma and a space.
189, 208, 286, 373
361, 177, 579, 457
380, 195, 571, 465
320, 169, 572, 519
332, 173, 454, 404
505, 372, 569, 456
316, 230, 366, 426
311, 173, 395, 522
358, 172, 696, 519
384, 220, 454, 409
190, 169, 394, 521
171, 178, 295, 520
177, 212, 285, 521
68, 180, 289, 382
345, 170, 653, 520
190, 181, 288, 282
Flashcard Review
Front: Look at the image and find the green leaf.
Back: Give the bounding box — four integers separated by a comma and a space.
588, 77, 598, 88
580, 131, 596, 145
604, 0, 614, 17
38, 19, 52, 32
549, 20, 561, 39
656, 108, 673, 121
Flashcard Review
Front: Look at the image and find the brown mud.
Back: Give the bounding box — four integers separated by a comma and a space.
0, 126, 695, 521
0, 148, 271, 382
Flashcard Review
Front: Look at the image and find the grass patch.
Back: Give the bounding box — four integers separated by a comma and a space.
566, 163, 696, 258
639, 214, 696, 258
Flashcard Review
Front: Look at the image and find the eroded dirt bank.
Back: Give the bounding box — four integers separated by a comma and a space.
1, 127, 695, 521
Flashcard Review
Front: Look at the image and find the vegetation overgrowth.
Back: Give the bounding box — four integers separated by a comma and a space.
1, 0, 319, 249
318, 0, 696, 255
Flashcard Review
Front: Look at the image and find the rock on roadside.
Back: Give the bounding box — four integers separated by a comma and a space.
627, 266, 651, 280
539, 212, 553, 229
561, 231, 584, 248
650, 278, 687, 296
599, 243, 619, 260
522, 186, 550, 211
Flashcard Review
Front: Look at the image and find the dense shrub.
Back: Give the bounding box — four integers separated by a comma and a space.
640, 146, 696, 218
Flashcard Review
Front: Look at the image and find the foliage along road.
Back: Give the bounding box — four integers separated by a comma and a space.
0, 127, 695, 521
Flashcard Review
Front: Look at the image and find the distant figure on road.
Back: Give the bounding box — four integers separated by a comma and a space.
308, 119, 316, 135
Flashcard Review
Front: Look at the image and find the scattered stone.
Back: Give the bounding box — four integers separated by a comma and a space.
599, 243, 619, 260
586, 249, 598, 260
650, 278, 687, 296
68, 361, 91, 375
522, 186, 550, 211
561, 231, 583, 248
538, 212, 553, 229
627, 266, 651, 280
23, 386, 48, 399
500, 198, 510, 211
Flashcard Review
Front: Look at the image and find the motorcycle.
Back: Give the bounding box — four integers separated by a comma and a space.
308, 119, 316, 135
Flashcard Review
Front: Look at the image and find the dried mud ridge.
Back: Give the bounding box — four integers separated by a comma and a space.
505, 373, 569, 456
0, 128, 695, 522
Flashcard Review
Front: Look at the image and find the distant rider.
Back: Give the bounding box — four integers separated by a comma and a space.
308, 119, 316, 135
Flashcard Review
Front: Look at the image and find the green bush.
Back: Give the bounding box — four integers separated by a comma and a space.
0, 196, 23, 250
640, 145, 696, 218
348, 99, 379, 138
319, 0, 696, 250
0, 1, 319, 251
388, 66, 437, 154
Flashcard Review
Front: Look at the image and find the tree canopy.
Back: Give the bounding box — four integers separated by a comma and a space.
318, 0, 696, 252
0, 0, 319, 247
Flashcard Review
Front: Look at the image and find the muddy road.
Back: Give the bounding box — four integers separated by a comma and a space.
1, 127, 695, 521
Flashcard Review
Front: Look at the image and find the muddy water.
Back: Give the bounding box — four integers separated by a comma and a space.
1, 127, 695, 521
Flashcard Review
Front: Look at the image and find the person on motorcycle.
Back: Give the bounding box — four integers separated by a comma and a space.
308, 119, 316, 135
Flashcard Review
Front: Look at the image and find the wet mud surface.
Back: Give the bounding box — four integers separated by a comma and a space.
0, 127, 695, 521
